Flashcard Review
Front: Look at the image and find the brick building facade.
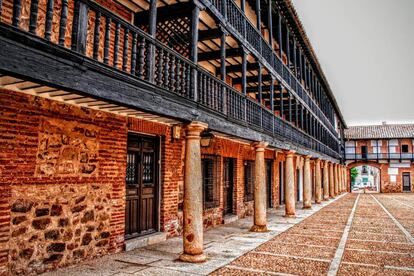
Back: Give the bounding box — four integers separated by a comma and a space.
345, 124, 414, 193
0, 0, 348, 274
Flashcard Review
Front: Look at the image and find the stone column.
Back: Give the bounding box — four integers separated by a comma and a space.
340, 166, 344, 193
180, 121, 208, 263
250, 142, 269, 232
323, 161, 329, 200
303, 155, 312, 209
334, 164, 339, 196
329, 162, 335, 198
315, 159, 322, 203
284, 151, 296, 217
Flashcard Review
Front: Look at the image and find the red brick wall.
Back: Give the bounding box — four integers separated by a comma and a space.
347, 161, 414, 193
0, 89, 128, 274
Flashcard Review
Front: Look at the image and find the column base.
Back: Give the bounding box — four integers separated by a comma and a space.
179, 252, 207, 263
250, 225, 268, 232
315, 200, 322, 204
283, 214, 296, 218
302, 205, 312, 209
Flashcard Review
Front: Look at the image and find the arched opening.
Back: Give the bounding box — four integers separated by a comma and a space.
350, 165, 381, 193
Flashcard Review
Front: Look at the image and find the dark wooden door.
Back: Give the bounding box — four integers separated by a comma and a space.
223, 158, 234, 215
296, 169, 301, 201
361, 146, 368, 159
266, 160, 273, 208
403, 173, 411, 191
125, 134, 158, 239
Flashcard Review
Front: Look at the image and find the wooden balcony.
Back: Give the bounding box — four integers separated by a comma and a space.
0, 0, 342, 158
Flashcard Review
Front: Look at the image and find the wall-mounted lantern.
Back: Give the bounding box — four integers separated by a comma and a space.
200, 131, 214, 147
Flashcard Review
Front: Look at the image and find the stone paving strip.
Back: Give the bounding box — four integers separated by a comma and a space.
338, 194, 414, 275
213, 194, 358, 276
42, 194, 347, 276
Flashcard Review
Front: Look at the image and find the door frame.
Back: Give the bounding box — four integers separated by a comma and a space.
402, 172, 411, 192
223, 157, 235, 215
125, 132, 161, 239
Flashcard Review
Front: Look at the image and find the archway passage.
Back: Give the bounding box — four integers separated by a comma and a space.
350, 165, 381, 193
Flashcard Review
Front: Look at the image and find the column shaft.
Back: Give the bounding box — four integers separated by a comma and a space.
315, 159, 322, 203
251, 142, 269, 232
329, 162, 335, 198
284, 151, 296, 217
303, 156, 312, 209
180, 121, 208, 263
323, 161, 329, 200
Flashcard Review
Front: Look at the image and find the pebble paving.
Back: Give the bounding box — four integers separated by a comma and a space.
213, 193, 414, 276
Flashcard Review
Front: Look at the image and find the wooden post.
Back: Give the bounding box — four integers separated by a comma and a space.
256, 0, 261, 31
268, 0, 273, 47
277, 12, 283, 58
258, 64, 263, 104
190, 1, 202, 101
147, 0, 157, 82
71, 0, 89, 54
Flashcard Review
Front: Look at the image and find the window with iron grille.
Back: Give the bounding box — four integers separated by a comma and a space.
202, 155, 220, 210
244, 160, 255, 202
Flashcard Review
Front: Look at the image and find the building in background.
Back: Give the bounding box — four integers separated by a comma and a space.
345, 122, 414, 193
0, 0, 347, 274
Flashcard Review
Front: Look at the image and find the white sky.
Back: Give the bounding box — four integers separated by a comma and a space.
291, 0, 414, 126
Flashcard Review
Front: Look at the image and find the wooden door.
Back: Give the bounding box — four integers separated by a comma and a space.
266, 160, 273, 208
403, 173, 411, 192
223, 158, 234, 215
125, 134, 158, 239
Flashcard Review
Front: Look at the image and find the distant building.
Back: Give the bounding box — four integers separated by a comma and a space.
345, 123, 414, 193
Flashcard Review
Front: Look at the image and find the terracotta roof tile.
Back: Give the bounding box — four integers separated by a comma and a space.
344, 124, 414, 139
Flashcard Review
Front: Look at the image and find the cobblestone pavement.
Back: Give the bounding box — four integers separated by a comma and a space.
213, 193, 414, 276
42, 193, 414, 276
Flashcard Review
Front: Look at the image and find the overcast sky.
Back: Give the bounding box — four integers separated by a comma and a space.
291, 0, 414, 126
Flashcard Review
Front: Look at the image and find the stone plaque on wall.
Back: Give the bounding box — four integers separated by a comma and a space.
35, 118, 99, 176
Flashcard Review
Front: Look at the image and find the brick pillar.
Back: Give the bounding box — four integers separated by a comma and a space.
250, 142, 268, 232
329, 162, 335, 198
180, 121, 208, 263
303, 155, 312, 209
284, 151, 296, 217
323, 161, 329, 200
315, 159, 322, 203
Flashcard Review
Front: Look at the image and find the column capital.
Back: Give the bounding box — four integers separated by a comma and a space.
304, 155, 312, 160
285, 150, 296, 157
185, 121, 208, 139
315, 158, 321, 164
252, 141, 268, 151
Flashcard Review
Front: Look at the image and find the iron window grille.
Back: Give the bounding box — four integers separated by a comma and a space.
244, 160, 255, 202
202, 155, 220, 210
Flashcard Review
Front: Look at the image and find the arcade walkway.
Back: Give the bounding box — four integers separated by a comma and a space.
43, 194, 414, 276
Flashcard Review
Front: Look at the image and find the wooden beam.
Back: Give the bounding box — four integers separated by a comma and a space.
198, 47, 243, 62
134, 2, 192, 25
199, 29, 222, 41
232, 74, 272, 85
226, 62, 260, 73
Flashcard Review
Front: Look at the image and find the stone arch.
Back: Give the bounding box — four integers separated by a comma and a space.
347, 161, 382, 193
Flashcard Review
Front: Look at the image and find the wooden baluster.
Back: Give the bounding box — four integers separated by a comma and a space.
93, 11, 101, 60
29, 0, 39, 34
44, 0, 54, 40
175, 60, 181, 94
130, 32, 137, 75
12, 0, 22, 27
169, 55, 175, 92
113, 22, 120, 68
122, 28, 129, 71
156, 49, 163, 85
58, 0, 68, 46
185, 65, 190, 97
163, 53, 169, 89
137, 37, 145, 78
103, 17, 111, 64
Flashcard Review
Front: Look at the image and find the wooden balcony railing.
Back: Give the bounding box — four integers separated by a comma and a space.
0, 0, 341, 158
205, 0, 338, 137
345, 149, 414, 161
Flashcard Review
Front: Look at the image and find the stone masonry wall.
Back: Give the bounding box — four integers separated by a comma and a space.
0, 89, 128, 275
